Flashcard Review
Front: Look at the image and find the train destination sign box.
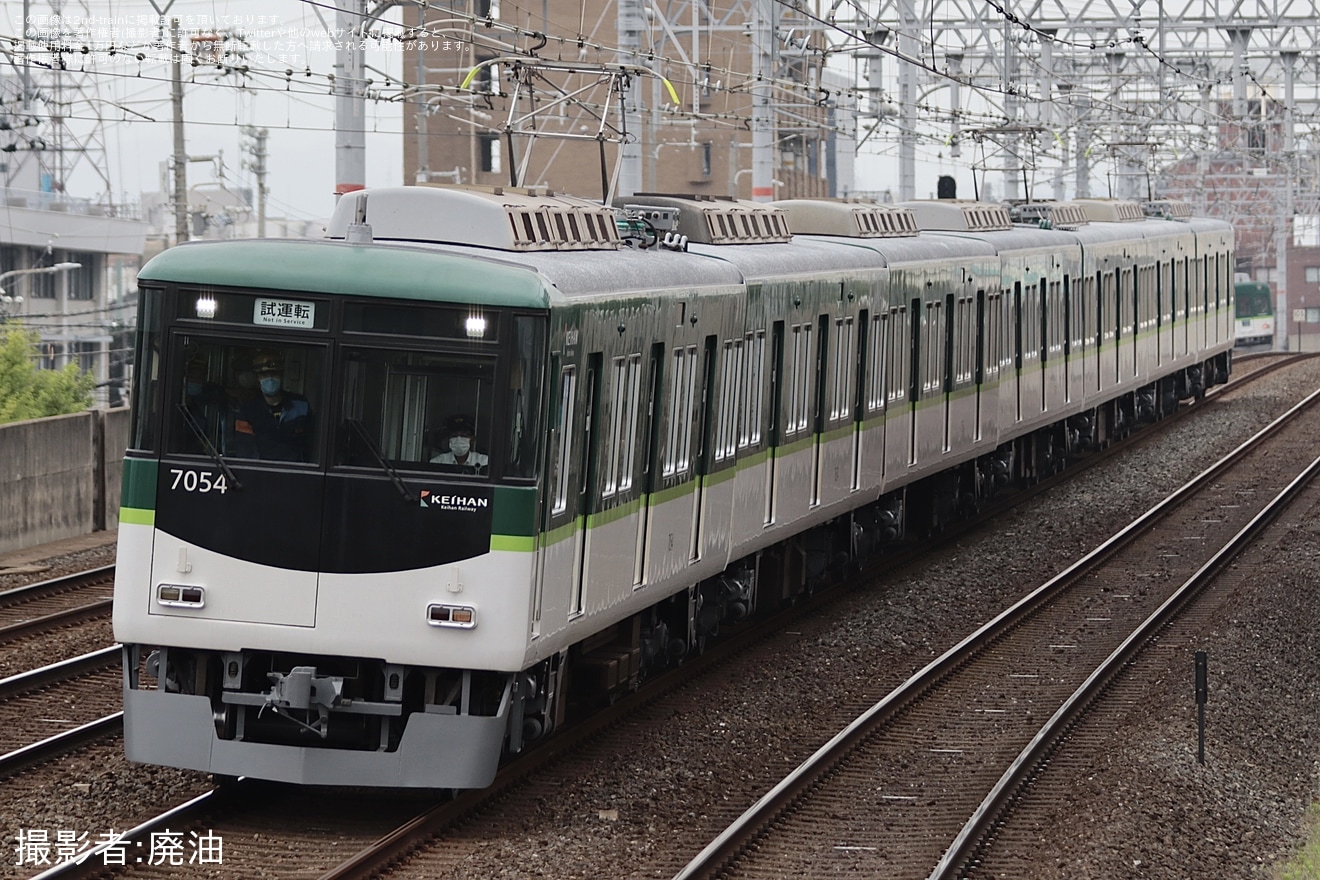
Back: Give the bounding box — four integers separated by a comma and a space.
254, 298, 316, 328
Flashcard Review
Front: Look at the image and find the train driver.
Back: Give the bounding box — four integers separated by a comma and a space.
231, 350, 313, 461
430, 414, 488, 472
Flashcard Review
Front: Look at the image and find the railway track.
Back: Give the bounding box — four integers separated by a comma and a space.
0, 648, 122, 776
668, 383, 1320, 879
0, 567, 115, 645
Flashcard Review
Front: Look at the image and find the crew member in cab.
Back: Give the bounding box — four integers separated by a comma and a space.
232, 350, 312, 461
430, 415, 488, 473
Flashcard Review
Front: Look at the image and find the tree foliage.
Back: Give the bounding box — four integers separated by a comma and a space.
0, 324, 94, 424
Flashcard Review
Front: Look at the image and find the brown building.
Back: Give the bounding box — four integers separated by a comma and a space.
399, 0, 847, 201
1284, 239, 1320, 349
1158, 98, 1287, 274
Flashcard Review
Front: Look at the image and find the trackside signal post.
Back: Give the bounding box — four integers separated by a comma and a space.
1195, 651, 1208, 764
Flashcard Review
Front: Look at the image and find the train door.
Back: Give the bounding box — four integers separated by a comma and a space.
537, 356, 577, 626
908, 297, 922, 465
944, 293, 956, 451
157, 333, 327, 628
1013, 282, 1023, 423
1062, 276, 1073, 404
572, 354, 602, 613
1034, 281, 1045, 414
886, 304, 908, 481
975, 290, 987, 439
634, 343, 664, 586
690, 336, 717, 559
1156, 261, 1168, 365
1125, 267, 1138, 379
765, 321, 785, 524
853, 310, 870, 490
812, 315, 830, 506
1178, 257, 1190, 357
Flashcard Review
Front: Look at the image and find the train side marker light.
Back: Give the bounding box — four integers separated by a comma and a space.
157, 584, 206, 608
428, 603, 477, 629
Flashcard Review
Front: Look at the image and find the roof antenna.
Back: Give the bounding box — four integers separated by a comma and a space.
345, 193, 373, 243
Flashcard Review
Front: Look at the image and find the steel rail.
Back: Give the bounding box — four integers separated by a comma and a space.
930, 443, 1320, 878
0, 645, 120, 701
670, 381, 1320, 880
0, 712, 123, 779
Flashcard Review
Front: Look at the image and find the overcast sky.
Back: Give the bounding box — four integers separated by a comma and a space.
5, 0, 958, 222
7, 0, 407, 221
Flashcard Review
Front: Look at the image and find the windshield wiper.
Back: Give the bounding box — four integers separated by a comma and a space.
346, 419, 414, 503
175, 404, 244, 491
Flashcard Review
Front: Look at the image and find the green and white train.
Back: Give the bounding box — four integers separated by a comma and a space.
113, 185, 1234, 788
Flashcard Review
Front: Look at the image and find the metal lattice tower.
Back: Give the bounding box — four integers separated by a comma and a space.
821, 0, 1320, 348
5, 0, 118, 205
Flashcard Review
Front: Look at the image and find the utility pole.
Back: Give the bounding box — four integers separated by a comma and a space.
171, 18, 189, 245
1277, 48, 1299, 352
334, 0, 367, 197
243, 126, 269, 238
617, 0, 645, 197
897, 0, 918, 200
750, 0, 775, 201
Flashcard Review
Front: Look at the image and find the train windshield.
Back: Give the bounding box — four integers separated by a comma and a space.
168, 337, 326, 463
336, 311, 546, 480
1235, 284, 1272, 319
139, 287, 547, 481
339, 348, 496, 473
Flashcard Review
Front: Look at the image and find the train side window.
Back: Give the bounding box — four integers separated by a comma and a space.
602, 354, 641, 496
603, 357, 626, 496
833, 317, 854, 421
889, 306, 907, 405
680, 344, 699, 471
618, 355, 641, 492
129, 288, 164, 452
506, 316, 547, 480
867, 313, 886, 412
741, 331, 764, 448
551, 366, 576, 514
797, 324, 812, 432
715, 340, 735, 462
664, 348, 685, 476
662, 345, 699, 476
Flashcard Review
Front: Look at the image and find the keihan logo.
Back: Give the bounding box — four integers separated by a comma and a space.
418, 490, 490, 512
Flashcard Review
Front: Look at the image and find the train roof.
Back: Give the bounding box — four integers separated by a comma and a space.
784, 229, 999, 264
326, 185, 623, 252
432, 241, 746, 297
767, 199, 919, 238
137, 238, 556, 308
686, 237, 895, 280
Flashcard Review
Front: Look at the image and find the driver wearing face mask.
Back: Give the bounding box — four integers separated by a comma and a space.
232, 350, 313, 461
430, 415, 488, 472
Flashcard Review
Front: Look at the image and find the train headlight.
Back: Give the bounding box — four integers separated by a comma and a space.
465, 316, 487, 338
157, 583, 206, 608
427, 603, 477, 629
195, 296, 218, 319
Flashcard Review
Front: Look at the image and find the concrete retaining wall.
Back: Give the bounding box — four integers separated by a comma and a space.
0, 408, 129, 555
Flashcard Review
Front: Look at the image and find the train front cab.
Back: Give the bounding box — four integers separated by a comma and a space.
113, 243, 554, 788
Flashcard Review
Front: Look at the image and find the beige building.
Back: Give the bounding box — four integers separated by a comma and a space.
400, 0, 853, 201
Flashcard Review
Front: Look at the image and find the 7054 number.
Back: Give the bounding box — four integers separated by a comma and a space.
169, 468, 228, 494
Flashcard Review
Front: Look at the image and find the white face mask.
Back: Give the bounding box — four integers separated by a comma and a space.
449, 437, 471, 457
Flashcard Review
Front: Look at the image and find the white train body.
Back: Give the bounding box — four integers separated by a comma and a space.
113, 188, 1233, 787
